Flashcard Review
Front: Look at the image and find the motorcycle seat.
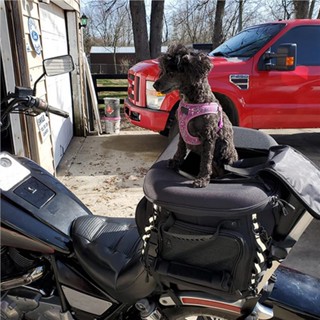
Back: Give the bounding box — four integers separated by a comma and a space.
71, 215, 156, 303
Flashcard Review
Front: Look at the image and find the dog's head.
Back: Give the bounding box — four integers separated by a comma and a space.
153, 44, 212, 94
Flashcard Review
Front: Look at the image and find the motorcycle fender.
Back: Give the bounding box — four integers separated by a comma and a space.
269, 266, 320, 319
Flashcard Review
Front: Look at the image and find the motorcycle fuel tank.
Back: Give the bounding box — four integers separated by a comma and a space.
0, 152, 92, 253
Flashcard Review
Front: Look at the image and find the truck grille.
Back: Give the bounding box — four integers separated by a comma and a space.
128, 73, 140, 103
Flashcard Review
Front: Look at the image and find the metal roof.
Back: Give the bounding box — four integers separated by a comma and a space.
90, 46, 168, 54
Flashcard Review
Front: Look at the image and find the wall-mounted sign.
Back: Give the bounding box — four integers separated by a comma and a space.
28, 18, 41, 55
36, 113, 50, 143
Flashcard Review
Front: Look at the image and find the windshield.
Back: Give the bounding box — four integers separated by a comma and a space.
209, 23, 285, 58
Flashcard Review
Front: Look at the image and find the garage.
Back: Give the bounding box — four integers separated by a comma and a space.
0, 0, 85, 174
39, 3, 74, 167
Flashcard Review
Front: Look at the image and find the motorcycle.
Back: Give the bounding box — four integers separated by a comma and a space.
1, 54, 320, 320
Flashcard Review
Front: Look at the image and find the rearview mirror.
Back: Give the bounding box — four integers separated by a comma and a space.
33, 55, 74, 95
43, 55, 74, 76
264, 43, 297, 71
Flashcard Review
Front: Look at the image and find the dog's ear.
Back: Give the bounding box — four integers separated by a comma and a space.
176, 54, 191, 71
199, 53, 213, 73
158, 53, 174, 72
179, 52, 212, 78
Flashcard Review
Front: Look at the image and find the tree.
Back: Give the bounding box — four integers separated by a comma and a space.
212, 0, 226, 49
238, 0, 243, 32
129, 0, 165, 62
129, 0, 150, 61
169, 0, 215, 44
294, 0, 310, 18
150, 0, 165, 58
82, 0, 132, 53
82, 0, 320, 63
308, 0, 317, 18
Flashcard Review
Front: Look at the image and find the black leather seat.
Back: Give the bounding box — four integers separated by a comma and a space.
71, 215, 156, 303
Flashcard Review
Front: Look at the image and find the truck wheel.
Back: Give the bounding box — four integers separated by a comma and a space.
214, 93, 239, 126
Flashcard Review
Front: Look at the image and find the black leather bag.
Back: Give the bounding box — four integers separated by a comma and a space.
136, 144, 317, 300
225, 145, 320, 220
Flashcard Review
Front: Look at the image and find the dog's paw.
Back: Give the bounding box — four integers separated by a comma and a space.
168, 158, 180, 170
193, 177, 210, 188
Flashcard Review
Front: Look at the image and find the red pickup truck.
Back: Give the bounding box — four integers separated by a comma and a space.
124, 19, 320, 138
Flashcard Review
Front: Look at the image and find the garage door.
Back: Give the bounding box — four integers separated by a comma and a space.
39, 3, 73, 168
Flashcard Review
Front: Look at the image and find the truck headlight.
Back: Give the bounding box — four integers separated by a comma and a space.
146, 81, 165, 110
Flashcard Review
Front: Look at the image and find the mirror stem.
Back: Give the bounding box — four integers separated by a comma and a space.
33, 73, 45, 96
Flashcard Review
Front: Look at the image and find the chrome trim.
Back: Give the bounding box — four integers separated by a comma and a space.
251, 302, 274, 319
159, 295, 176, 306
287, 211, 313, 242
1, 266, 44, 291
229, 74, 249, 90
59, 311, 75, 320
257, 211, 313, 293
61, 285, 112, 316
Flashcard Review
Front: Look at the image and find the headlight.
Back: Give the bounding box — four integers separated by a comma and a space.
146, 81, 165, 110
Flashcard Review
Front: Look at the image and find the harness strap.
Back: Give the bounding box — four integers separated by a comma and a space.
178, 101, 223, 145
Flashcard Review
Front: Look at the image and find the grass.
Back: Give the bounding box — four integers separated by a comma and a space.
96, 79, 143, 131
97, 78, 128, 110
97, 79, 127, 86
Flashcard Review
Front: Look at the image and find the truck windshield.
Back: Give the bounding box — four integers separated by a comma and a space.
209, 23, 285, 58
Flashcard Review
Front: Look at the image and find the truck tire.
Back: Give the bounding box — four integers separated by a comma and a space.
214, 93, 239, 126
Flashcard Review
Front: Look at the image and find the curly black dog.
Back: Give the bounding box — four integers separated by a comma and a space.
153, 44, 238, 188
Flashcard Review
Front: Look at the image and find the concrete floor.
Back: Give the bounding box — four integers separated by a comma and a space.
56, 128, 320, 279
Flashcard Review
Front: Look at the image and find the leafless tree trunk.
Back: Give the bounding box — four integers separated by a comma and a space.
212, 0, 226, 49
129, 0, 150, 62
308, 0, 316, 18
238, 0, 243, 32
293, 0, 309, 18
318, 6, 320, 18
150, 0, 165, 58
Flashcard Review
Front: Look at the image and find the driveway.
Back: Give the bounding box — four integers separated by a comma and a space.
57, 128, 320, 279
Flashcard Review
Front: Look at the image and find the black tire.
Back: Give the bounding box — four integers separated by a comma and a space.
163, 306, 239, 320
214, 93, 239, 126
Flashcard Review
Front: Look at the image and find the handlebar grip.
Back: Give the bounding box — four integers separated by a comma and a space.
36, 98, 69, 118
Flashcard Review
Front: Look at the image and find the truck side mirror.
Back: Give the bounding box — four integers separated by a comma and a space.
264, 43, 297, 71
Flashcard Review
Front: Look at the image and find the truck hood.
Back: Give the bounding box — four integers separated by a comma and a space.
130, 59, 160, 80
209, 56, 250, 75
130, 56, 250, 80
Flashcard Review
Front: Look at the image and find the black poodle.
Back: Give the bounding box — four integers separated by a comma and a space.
153, 44, 238, 188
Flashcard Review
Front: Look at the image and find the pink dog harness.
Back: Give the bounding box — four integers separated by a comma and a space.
177, 101, 223, 145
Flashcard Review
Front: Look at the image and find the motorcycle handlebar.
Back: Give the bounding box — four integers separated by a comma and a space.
35, 98, 69, 118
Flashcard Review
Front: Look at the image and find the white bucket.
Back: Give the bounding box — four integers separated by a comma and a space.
104, 119, 120, 134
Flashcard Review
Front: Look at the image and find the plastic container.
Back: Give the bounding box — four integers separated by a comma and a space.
102, 98, 121, 134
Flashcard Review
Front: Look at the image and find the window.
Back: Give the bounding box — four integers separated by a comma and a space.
209, 23, 285, 58
271, 26, 320, 66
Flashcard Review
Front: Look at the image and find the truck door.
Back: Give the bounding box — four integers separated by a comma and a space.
250, 25, 320, 129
